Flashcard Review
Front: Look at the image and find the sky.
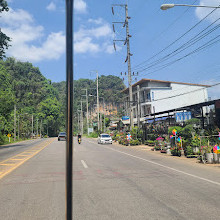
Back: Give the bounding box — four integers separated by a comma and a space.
1, 0, 220, 98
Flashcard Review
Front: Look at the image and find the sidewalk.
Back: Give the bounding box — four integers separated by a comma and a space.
112, 141, 220, 170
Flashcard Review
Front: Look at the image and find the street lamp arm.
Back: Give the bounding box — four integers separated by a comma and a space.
161, 4, 220, 10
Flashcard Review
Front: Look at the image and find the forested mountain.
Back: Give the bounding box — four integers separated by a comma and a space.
0, 58, 63, 142
53, 75, 126, 112
0, 57, 126, 143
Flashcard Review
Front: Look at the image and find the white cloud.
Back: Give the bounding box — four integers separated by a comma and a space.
1, 8, 33, 27
74, 21, 114, 54
2, 7, 116, 60
88, 18, 104, 25
74, 37, 100, 53
1, 8, 65, 62
74, 0, 87, 13
46, 2, 56, 11
195, 0, 220, 23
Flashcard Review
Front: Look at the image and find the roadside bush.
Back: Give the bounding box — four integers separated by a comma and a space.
168, 126, 182, 136
130, 139, 141, 146
186, 146, 193, 156
89, 132, 98, 138
171, 146, 181, 156
0, 134, 7, 145
144, 140, 155, 146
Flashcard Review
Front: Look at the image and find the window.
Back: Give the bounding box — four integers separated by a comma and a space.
152, 91, 154, 101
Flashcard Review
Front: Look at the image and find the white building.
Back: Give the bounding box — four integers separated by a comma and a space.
122, 79, 209, 123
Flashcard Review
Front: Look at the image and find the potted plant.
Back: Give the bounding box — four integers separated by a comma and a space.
205, 146, 214, 164
171, 146, 181, 157
213, 145, 220, 163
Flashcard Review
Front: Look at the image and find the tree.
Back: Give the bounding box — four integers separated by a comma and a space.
0, 0, 10, 59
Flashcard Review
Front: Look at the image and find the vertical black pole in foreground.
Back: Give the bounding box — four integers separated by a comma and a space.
66, 0, 73, 219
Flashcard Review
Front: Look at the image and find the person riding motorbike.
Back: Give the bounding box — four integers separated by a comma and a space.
77, 134, 82, 144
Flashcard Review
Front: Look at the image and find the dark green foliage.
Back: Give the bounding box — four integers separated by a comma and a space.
186, 146, 193, 156
0, 58, 63, 143
0, 1, 10, 59
130, 139, 141, 146
185, 118, 200, 126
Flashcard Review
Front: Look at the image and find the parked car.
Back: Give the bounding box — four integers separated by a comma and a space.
58, 132, 66, 141
98, 133, 112, 144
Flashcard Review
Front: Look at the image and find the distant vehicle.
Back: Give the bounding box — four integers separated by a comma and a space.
98, 134, 112, 144
58, 132, 66, 141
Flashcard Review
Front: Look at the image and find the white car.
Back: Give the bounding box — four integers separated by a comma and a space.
98, 134, 112, 144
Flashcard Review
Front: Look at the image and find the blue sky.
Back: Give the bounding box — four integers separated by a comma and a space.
2, 0, 220, 98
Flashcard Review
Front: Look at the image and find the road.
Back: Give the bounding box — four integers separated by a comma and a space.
0, 137, 220, 220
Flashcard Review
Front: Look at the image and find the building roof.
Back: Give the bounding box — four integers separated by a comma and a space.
122, 78, 210, 93
144, 98, 218, 118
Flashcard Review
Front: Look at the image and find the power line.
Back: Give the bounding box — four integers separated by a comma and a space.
131, 4, 220, 71
142, 0, 199, 49
139, 34, 220, 75
134, 21, 220, 72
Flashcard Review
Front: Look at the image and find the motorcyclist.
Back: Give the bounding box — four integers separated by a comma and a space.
77, 134, 82, 143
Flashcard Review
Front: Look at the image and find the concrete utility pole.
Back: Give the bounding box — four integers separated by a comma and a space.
82, 88, 89, 135
103, 101, 106, 132
18, 114, 19, 140
86, 89, 89, 135
112, 4, 134, 129
32, 115, 33, 138
137, 85, 140, 127
81, 100, 83, 135
40, 119, 42, 138
77, 111, 80, 133
96, 71, 100, 130
36, 118, 39, 138
125, 4, 134, 129
14, 104, 16, 141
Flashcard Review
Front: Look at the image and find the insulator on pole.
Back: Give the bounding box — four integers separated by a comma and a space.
113, 42, 116, 51
125, 56, 128, 63
112, 24, 115, 33
112, 7, 114, 15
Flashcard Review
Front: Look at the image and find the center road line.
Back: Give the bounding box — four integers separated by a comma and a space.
81, 160, 88, 169
10, 158, 24, 161
0, 163, 15, 166
86, 140, 220, 186
0, 138, 55, 180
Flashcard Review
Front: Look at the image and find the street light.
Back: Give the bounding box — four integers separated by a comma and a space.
161, 3, 220, 10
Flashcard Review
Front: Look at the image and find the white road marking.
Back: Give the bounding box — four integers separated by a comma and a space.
86, 139, 220, 186
81, 160, 88, 169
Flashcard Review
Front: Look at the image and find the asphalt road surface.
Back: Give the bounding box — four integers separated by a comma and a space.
0, 137, 220, 220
